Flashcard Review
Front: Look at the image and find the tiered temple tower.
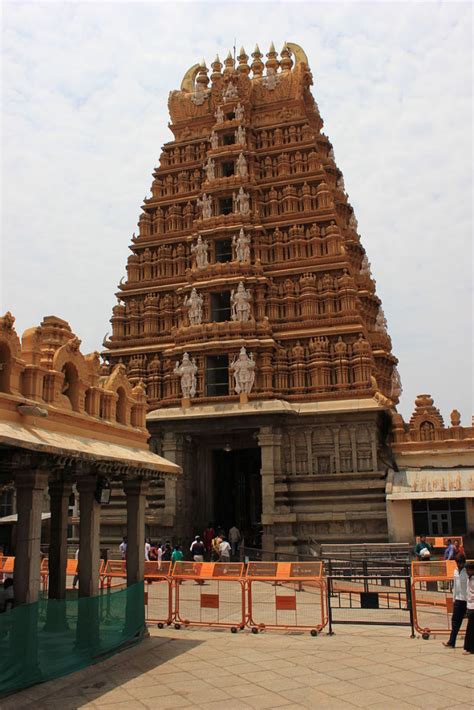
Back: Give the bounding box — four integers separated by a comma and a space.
104, 43, 401, 552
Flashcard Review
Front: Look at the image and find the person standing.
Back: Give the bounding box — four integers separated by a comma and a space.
229, 525, 241, 558
211, 531, 222, 562
414, 535, 433, 560
145, 538, 151, 561
203, 524, 215, 560
463, 562, 474, 654
443, 555, 467, 648
453, 539, 465, 557
119, 536, 127, 560
72, 547, 80, 590
171, 545, 184, 564
219, 536, 231, 563
444, 539, 455, 561
162, 542, 172, 561
191, 536, 206, 563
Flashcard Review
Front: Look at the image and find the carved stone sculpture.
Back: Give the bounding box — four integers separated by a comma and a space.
234, 187, 250, 216
185, 288, 203, 325
232, 228, 251, 263
197, 193, 212, 220
375, 307, 388, 334
206, 158, 215, 181
234, 102, 245, 120
224, 80, 239, 100
235, 125, 246, 145
174, 353, 198, 398
191, 235, 209, 269
390, 367, 402, 400
231, 282, 252, 321
215, 105, 224, 123
236, 152, 248, 178
210, 131, 218, 149
230, 347, 255, 394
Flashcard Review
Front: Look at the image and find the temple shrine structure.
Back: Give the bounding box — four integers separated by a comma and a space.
103, 42, 472, 554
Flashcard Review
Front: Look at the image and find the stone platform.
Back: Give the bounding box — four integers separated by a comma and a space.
4, 623, 472, 709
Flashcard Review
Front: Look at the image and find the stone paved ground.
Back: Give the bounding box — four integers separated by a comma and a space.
3, 624, 473, 709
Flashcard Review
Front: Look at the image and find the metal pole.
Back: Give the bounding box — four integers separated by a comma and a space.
327, 577, 334, 635
406, 576, 415, 638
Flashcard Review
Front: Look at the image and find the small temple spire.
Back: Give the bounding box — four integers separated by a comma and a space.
251, 44, 264, 77
237, 46, 250, 75
211, 54, 223, 82
223, 50, 234, 76
280, 42, 293, 71
266, 41, 279, 72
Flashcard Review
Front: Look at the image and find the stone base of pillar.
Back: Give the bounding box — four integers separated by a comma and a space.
239, 393, 249, 404
181, 397, 191, 408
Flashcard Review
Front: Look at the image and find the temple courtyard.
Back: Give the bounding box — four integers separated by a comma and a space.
4, 624, 473, 709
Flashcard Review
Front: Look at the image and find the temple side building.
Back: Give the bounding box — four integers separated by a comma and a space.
103, 42, 406, 554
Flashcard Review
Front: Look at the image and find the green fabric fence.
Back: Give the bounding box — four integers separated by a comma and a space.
0, 582, 145, 696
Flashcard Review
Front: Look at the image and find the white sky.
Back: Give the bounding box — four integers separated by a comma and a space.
1, 1, 472, 425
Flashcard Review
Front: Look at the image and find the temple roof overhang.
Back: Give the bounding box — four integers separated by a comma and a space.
0, 419, 180, 477
147, 396, 390, 423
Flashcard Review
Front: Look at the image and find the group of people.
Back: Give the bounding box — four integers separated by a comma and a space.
120, 536, 184, 564
413, 535, 473, 655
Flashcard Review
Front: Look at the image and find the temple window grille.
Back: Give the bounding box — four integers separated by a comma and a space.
222, 161, 234, 178
210, 291, 231, 322
0, 491, 13, 518
218, 197, 233, 215
215, 239, 232, 263
205, 355, 229, 397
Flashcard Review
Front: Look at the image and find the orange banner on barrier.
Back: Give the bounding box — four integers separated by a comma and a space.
172, 561, 244, 579
275, 595, 297, 611
246, 561, 323, 580
200, 593, 219, 609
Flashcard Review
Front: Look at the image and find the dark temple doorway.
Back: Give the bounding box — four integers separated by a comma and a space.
212, 447, 262, 547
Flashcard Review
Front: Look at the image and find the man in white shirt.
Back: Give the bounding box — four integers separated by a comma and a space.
443, 554, 467, 648
119, 537, 127, 560
145, 538, 151, 561
219, 537, 231, 562
463, 562, 474, 654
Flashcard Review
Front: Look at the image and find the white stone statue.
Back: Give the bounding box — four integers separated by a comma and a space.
174, 353, 198, 399
206, 158, 215, 181
191, 235, 209, 269
235, 125, 246, 145
375, 307, 388, 333
328, 147, 335, 160
230, 347, 256, 394
231, 281, 252, 322
215, 105, 224, 123
210, 131, 218, 149
185, 287, 203, 325
197, 193, 212, 220
349, 213, 358, 231
336, 176, 346, 193
224, 80, 239, 100
390, 367, 402, 400
234, 102, 245, 121
262, 66, 279, 91
360, 254, 372, 278
232, 228, 251, 263
234, 187, 250, 216
236, 152, 248, 178
191, 84, 208, 106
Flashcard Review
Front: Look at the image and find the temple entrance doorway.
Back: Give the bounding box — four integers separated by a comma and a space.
212, 447, 262, 548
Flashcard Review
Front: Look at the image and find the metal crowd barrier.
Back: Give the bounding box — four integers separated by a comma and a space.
143, 561, 173, 626
410, 560, 465, 639
246, 561, 327, 635
172, 562, 246, 632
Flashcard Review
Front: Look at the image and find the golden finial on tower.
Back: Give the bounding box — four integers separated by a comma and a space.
237, 46, 250, 75
265, 41, 279, 72
196, 59, 209, 87
223, 50, 234, 76
211, 54, 223, 82
251, 44, 264, 77
280, 42, 293, 71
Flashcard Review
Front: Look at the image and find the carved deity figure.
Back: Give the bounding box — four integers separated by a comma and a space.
191, 83, 208, 106
184, 287, 203, 325
234, 187, 250, 216
174, 353, 198, 399
360, 254, 372, 278
236, 152, 248, 178
390, 367, 402, 400
263, 66, 279, 90
232, 228, 251, 263
191, 235, 209, 269
210, 131, 218, 149
349, 212, 358, 231
215, 105, 224, 123
234, 102, 245, 121
375, 307, 388, 333
336, 175, 346, 193
224, 80, 239, 100
206, 158, 215, 181
235, 125, 246, 145
230, 347, 255, 394
231, 281, 252, 322
334, 336, 348, 357
196, 193, 212, 220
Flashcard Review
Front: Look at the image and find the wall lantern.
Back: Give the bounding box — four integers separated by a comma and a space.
95, 477, 112, 505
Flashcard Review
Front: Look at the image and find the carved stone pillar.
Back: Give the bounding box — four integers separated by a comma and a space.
123, 478, 148, 586
14, 468, 49, 605
162, 431, 189, 539
350, 426, 358, 473
77, 475, 101, 598
48, 477, 73, 600
258, 426, 282, 553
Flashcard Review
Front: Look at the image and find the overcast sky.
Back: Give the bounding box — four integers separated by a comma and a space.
1, 1, 472, 424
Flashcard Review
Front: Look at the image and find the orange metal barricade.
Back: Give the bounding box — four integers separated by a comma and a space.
411, 560, 467, 639
144, 561, 173, 626
103, 560, 127, 587
0, 556, 15, 576
246, 561, 327, 635
172, 561, 246, 632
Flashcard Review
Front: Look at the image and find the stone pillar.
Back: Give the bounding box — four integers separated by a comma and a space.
76, 475, 101, 598
162, 431, 189, 540
14, 469, 49, 605
48, 478, 73, 600
258, 426, 282, 553
123, 478, 148, 586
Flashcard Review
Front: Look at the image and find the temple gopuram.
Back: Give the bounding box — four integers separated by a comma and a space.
103, 42, 412, 554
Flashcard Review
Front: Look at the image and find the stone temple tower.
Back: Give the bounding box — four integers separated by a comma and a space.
104, 42, 401, 553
